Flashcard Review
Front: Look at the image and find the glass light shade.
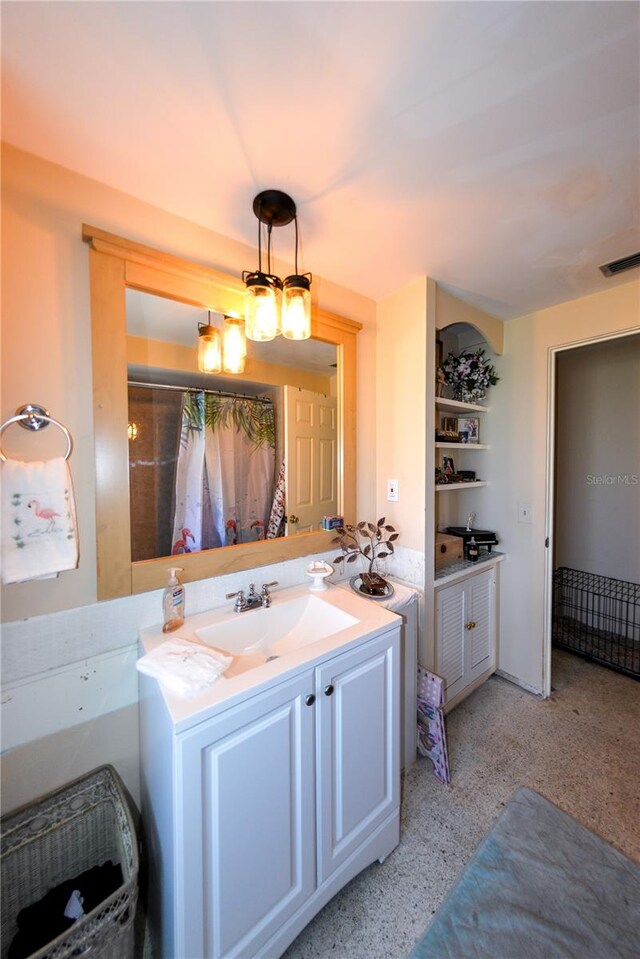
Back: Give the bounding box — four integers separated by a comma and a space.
282, 280, 311, 340
198, 324, 222, 373
223, 317, 247, 374
244, 276, 281, 341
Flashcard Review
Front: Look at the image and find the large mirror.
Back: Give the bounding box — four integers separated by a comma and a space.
84, 225, 361, 600
126, 291, 338, 562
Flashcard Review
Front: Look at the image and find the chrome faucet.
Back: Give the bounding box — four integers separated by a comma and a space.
466, 511, 476, 532
226, 581, 278, 612
261, 581, 278, 608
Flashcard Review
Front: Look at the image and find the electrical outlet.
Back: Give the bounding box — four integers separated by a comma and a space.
387, 479, 399, 502
518, 503, 533, 524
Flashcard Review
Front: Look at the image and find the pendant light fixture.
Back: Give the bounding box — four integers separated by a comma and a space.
197, 311, 247, 375
243, 190, 312, 342
198, 312, 222, 374
222, 315, 247, 374
282, 213, 312, 340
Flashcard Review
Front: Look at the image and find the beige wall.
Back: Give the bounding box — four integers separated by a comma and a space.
555, 335, 640, 582
375, 279, 428, 553
1, 144, 376, 622
491, 280, 640, 692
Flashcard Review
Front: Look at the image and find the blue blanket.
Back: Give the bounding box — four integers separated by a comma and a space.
408, 787, 640, 959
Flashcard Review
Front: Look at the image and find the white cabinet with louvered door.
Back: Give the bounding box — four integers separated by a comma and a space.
435, 580, 467, 702
466, 568, 494, 682
435, 566, 497, 708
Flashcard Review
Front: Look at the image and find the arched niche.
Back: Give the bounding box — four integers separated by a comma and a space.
435, 287, 503, 355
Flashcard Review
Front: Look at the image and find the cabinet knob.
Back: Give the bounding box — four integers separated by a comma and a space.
465, 620, 477, 631
305, 694, 316, 706
324, 684, 334, 697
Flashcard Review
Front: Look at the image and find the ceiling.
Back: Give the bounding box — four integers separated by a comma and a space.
2, 1, 639, 319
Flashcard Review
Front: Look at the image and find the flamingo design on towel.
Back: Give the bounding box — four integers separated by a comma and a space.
2, 458, 79, 584
27, 499, 61, 533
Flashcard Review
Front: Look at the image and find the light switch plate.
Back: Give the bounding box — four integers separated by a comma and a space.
518, 503, 533, 524
387, 479, 399, 502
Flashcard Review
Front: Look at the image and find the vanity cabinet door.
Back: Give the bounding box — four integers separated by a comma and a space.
316, 629, 400, 884
177, 670, 316, 959
466, 568, 495, 682
435, 567, 497, 706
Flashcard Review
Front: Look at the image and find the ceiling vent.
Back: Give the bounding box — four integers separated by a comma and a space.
599, 252, 640, 277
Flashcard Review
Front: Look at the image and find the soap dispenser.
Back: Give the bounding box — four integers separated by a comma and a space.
468, 538, 479, 562
162, 567, 185, 632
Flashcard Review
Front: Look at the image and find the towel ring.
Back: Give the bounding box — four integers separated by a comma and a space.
0, 404, 73, 462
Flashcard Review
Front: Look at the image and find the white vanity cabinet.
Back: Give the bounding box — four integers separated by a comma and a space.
178, 670, 315, 959
140, 624, 400, 959
435, 565, 497, 708
316, 636, 399, 884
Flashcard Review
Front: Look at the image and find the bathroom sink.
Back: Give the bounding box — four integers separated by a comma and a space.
195, 594, 359, 676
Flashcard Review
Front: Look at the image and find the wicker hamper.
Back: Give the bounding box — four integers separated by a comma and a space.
1, 765, 138, 959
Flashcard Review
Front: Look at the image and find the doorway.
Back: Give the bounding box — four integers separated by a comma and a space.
544, 331, 640, 692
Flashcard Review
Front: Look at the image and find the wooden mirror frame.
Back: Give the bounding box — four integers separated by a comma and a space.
83, 225, 361, 600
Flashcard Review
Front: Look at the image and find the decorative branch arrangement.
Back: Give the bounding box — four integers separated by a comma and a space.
332, 518, 398, 594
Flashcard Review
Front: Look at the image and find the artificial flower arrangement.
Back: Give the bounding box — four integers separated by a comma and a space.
438, 348, 499, 404
332, 518, 398, 595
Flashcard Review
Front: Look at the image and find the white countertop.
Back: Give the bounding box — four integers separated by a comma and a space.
434, 550, 505, 588
138, 581, 401, 733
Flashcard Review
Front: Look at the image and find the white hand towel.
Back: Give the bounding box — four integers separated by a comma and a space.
1, 457, 79, 584
136, 639, 232, 697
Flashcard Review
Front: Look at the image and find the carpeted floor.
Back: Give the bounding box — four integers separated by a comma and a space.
283, 650, 640, 959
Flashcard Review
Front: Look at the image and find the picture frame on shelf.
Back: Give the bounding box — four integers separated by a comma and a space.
442, 417, 458, 432
457, 416, 480, 443
443, 456, 455, 476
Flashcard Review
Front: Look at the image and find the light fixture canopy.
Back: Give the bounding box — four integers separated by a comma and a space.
244, 190, 312, 341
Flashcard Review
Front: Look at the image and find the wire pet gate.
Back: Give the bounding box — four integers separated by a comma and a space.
553, 567, 640, 680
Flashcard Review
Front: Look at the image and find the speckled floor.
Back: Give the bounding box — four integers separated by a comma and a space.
282, 650, 640, 959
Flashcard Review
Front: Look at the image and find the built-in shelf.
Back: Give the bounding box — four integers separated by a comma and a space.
435, 397, 489, 414
435, 481, 488, 492
435, 442, 489, 450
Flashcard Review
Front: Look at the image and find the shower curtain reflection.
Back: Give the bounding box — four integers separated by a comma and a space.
128, 385, 276, 562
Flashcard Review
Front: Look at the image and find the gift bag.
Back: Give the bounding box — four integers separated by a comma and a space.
417, 667, 451, 784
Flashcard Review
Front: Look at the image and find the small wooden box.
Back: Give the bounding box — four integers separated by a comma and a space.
435, 532, 464, 569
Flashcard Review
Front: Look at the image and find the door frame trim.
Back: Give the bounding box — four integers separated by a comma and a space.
543, 327, 640, 698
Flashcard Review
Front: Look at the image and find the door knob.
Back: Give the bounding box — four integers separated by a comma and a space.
324, 684, 334, 697
465, 620, 477, 631
305, 694, 316, 706
289, 514, 299, 524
